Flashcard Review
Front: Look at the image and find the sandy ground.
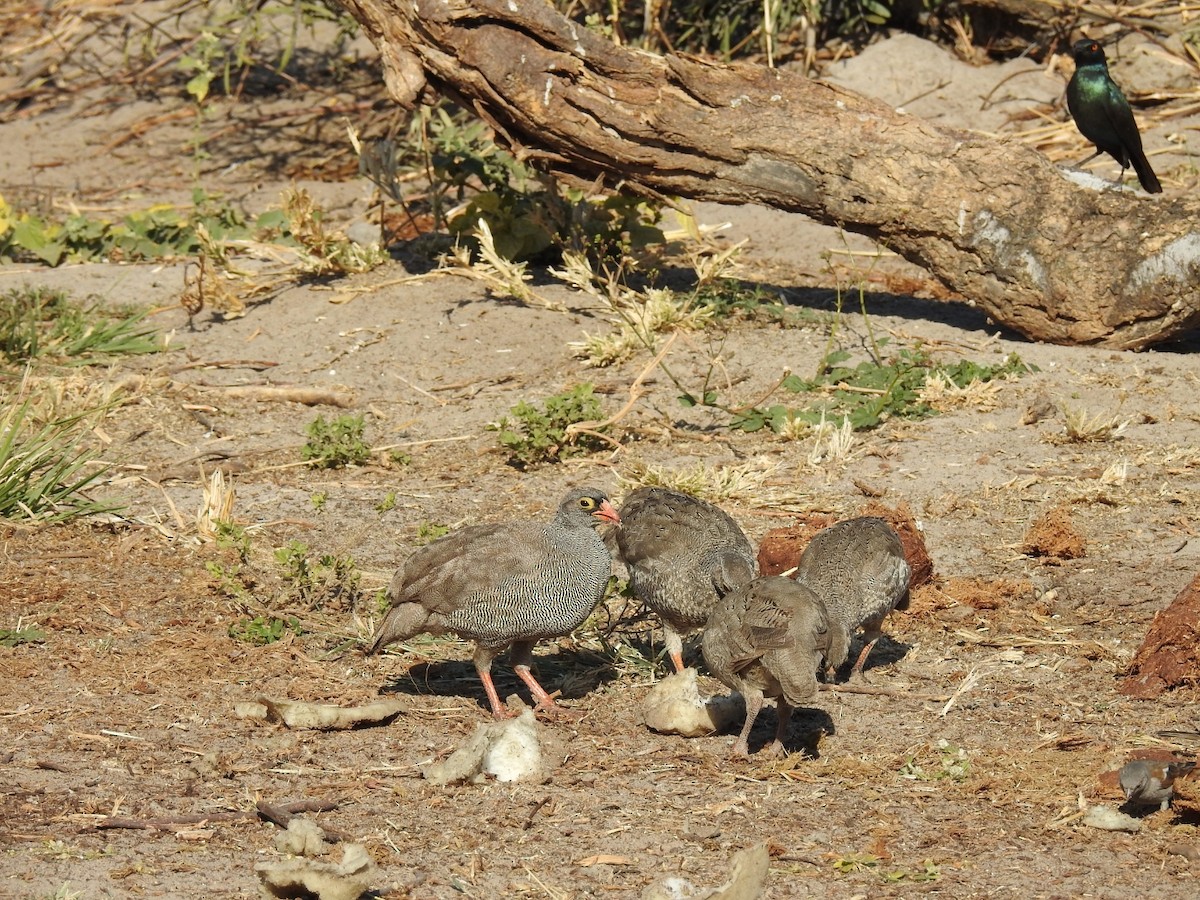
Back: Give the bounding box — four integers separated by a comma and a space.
3, 9, 1200, 900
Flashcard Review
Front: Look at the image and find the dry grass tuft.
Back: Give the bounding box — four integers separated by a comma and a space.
1059, 405, 1129, 443
196, 468, 236, 541
919, 372, 1005, 412
617, 458, 776, 504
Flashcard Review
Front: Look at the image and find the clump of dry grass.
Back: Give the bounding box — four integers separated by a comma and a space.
919, 371, 1005, 412
196, 468, 236, 541
1059, 405, 1129, 443
803, 413, 860, 470
617, 458, 776, 503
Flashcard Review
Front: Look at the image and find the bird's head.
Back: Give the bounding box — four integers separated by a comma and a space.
1071, 39, 1107, 67
561, 488, 621, 527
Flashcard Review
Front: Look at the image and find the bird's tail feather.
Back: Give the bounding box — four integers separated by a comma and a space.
1131, 149, 1162, 194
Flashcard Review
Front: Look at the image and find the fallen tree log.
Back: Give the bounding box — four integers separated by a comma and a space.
336, 0, 1200, 349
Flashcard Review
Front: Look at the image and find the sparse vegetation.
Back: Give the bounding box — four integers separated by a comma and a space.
227, 614, 303, 645
416, 521, 450, 544
732, 348, 1035, 433
1061, 406, 1129, 443
491, 383, 610, 467
0, 192, 261, 267
0, 286, 161, 363
0, 625, 46, 647
0, 402, 122, 523
302, 414, 371, 468
275, 540, 363, 610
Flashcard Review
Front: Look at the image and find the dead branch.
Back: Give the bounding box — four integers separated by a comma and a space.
93, 798, 341, 832
333, 0, 1200, 349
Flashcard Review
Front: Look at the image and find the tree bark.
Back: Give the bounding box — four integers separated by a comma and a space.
336, 0, 1200, 349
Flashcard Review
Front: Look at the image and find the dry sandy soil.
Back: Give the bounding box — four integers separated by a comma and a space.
3, 7, 1200, 899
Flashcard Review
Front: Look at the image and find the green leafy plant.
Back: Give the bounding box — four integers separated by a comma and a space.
302, 414, 370, 468
0, 626, 46, 647
491, 383, 609, 467
416, 521, 450, 544
0, 402, 122, 523
0, 286, 161, 363
205, 560, 253, 602
274, 540, 362, 609
375, 491, 397, 512
900, 739, 971, 783
0, 193, 259, 266
227, 614, 303, 645
732, 348, 1034, 433
368, 103, 663, 264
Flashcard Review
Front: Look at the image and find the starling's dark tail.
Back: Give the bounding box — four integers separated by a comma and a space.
1131, 148, 1162, 194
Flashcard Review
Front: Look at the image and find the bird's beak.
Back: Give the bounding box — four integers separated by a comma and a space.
595, 499, 621, 525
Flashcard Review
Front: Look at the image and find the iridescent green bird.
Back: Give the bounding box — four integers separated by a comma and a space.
1066, 39, 1161, 194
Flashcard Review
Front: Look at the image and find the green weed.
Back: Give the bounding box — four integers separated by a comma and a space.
0, 402, 123, 523
731, 348, 1034, 433
0, 287, 161, 363
274, 540, 362, 609
375, 491, 397, 513
490, 383, 609, 467
205, 560, 254, 603
416, 521, 450, 544
900, 739, 971, 783
0, 626, 46, 647
302, 414, 370, 468
0, 192, 258, 266
227, 614, 303, 645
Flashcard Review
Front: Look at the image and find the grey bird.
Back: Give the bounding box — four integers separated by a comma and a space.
793, 516, 911, 681
702, 576, 836, 758
614, 486, 756, 673
1119, 758, 1196, 811
365, 487, 621, 718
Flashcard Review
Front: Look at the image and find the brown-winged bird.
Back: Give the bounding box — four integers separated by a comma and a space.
1066, 39, 1161, 194
702, 576, 837, 758
614, 486, 756, 673
365, 488, 620, 718
793, 516, 911, 681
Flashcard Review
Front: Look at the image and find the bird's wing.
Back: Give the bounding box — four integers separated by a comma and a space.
391, 522, 552, 615
1097, 85, 1143, 160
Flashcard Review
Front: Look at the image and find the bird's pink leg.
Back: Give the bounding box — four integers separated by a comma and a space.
731, 691, 763, 759
766, 699, 793, 758
849, 631, 882, 681
663, 629, 688, 674
473, 645, 510, 719
510, 641, 580, 718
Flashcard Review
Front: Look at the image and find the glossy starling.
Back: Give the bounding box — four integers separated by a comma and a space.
1066, 39, 1161, 194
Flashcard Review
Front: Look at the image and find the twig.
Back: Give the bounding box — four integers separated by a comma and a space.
564, 332, 677, 440
93, 799, 341, 832
184, 384, 355, 407
818, 682, 948, 701
256, 799, 347, 842
523, 796, 553, 830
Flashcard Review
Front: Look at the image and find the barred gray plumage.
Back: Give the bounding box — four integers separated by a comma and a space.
614, 486, 755, 673
365, 487, 620, 718
793, 516, 911, 681
702, 575, 834, 758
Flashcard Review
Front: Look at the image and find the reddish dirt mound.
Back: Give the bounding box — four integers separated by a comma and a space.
1021, 504, 1086, 561
1121, 574, 1200, 699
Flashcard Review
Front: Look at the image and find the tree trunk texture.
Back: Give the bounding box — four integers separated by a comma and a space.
336, 0, 1200, 349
